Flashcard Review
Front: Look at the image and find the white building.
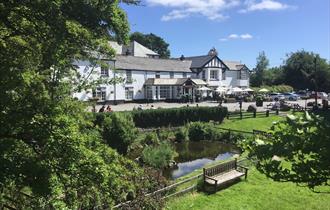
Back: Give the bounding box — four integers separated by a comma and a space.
73, 42, 250, 103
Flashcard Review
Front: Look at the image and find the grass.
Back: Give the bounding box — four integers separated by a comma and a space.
219, 115, 284, 132
165, 167, 330, 210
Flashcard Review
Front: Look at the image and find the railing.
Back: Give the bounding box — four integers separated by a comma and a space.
113, 158, 249, 209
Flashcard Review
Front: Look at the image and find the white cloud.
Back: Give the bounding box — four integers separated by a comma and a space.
220, 33, 253, 41
239, 0, 293, 13
146, 0, 240, 21
240, 33, 253, 39
228, 34, 239, 39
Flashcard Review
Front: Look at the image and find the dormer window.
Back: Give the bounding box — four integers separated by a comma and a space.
170, 72, 174, 79
156, 72, 160, 78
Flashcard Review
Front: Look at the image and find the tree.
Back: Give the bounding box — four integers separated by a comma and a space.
0, 0, 160, 209
130, 32, 171, 58
102, 113, 137, 155
247, 112, 330, 189
283, 50, 330, 92
263, 66, 285, 86
251, 51, 269, 87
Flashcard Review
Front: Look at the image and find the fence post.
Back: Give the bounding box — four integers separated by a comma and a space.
253, 111, 256, 118
266, 110, 269, 117
228, 129, 231, 141
240, 111, 243, 119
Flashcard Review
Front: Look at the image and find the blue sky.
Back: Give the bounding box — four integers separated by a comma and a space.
121, 0, 330, 68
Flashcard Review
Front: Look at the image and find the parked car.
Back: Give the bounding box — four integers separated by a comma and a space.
282, 92, 300, 101
294, 90, 310, 99
269, 93, 285, 101
310, 92, 328, 99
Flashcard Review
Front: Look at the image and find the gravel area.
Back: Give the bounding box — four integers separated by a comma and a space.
93, 99, 315, 112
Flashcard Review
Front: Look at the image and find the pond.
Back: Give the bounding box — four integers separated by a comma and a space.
163, 141, 240, 180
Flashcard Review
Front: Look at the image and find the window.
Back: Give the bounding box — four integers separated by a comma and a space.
93, 87, 106, 101
159, 86, 171, 99
101, 66, 109, 77
170, 72, 174, 79
125, 87, 134, 100
222, 70, 226, 80
210, 70, 218, 80
145, 86, 153, 99
156, 72, 160, 78
183, 72, 187, 78
202, 70, 206, 80
126, 70, 132, 83
239, 70, 247, 80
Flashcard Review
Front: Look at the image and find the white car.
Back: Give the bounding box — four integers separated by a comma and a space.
282, 93, 300, 101
269, 93, 285, 101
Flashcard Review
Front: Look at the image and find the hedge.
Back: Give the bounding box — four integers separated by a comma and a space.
131, 106, 228, 128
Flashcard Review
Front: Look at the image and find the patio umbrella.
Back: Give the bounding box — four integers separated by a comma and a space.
197, 86, 211, 91
232, 87, 243, 92
215, 87, 227, 92
243, 88, 254, 92
259, 88, 269, 93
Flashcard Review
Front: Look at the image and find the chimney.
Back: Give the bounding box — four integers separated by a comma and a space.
180, 55, 185, 61
208, 47, 218, 56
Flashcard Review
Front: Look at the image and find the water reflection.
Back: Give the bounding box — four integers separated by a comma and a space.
164, 141, 239, 179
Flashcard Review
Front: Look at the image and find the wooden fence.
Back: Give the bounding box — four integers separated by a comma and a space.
227, 110, 279, 120
113, 158, 250, 209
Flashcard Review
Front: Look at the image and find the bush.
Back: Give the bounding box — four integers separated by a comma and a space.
175, 127, 188, 142
132, 106, 228, 128
101, 113, 137, 155
142, 142, 177, 169
187, 122, 225, 141
253, 85, 294, 93
247, 104, 257, 112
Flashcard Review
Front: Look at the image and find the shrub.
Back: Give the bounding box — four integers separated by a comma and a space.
142, 142, 177, 169
247, 104, 257, 112
187, 122, 208, 141
101, 113, 137, 155
132, 106, 228, 128
175, 127, 188, 142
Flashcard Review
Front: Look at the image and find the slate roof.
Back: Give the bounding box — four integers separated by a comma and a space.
223, 60, 247, 71
184, 55, 215, 68
144, 78, 207, 86
115, 55, 192, 72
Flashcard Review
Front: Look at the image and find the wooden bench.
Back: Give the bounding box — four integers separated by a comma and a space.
203, 159, 248, 192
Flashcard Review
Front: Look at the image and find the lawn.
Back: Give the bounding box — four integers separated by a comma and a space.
219, 115, 284, 132
165, 167, 330, 210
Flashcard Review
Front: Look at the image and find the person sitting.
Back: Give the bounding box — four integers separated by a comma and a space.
106, 105, 112, 112
99, 105, 105, 112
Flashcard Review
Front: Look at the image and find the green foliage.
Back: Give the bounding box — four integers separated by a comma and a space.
175, 127, 189, 142
0, 0, 161, 208
101, 113, 137, 155
142, 142, 177, 169
132, 106, 228, 128
251, 51, 269, 87
130, 32, 170, 58
249, 112, 330, 188
252, 85, 294, 93
263, 66, 285, 86
283, 50, 330, 92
